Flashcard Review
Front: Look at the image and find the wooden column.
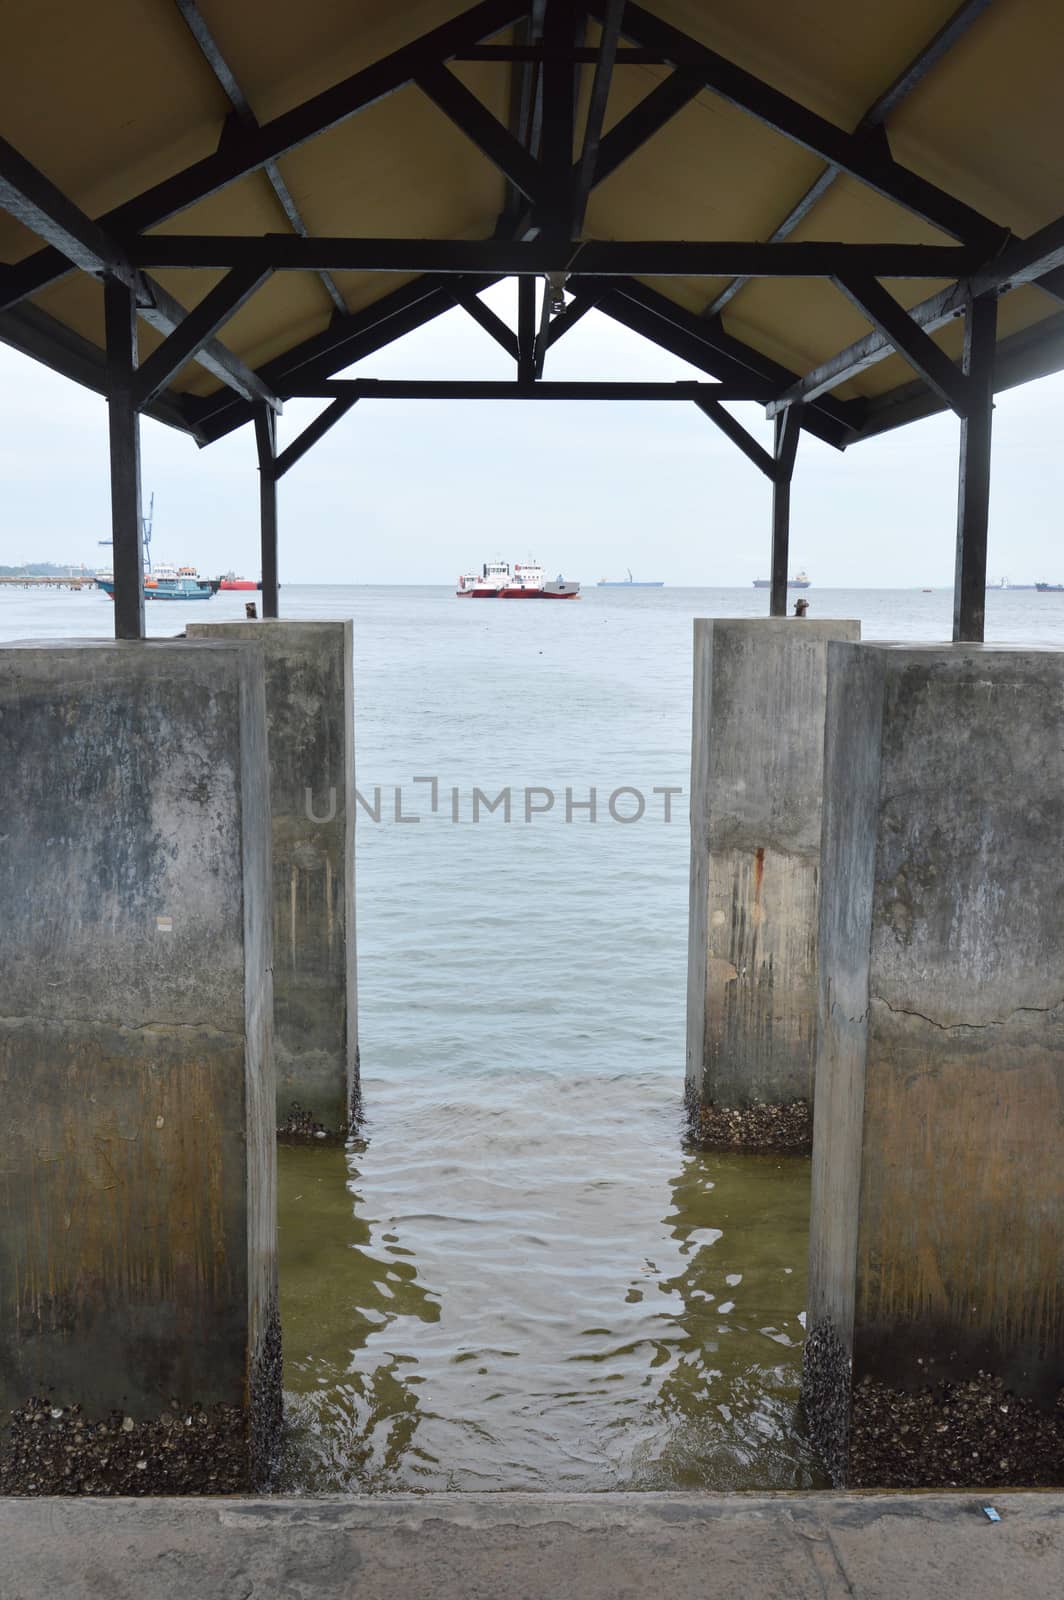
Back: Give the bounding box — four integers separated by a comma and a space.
103, 277, 144, 642
254, 402, 279, 618
770, 408, 801, 618
953, 294, 997, 643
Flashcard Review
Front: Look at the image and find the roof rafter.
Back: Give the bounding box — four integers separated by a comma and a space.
416, 62, 547, 203
0, 134, 278, 409
0, 0, 530, 311
590, 0, 1006, 249
768, 209, 1064, 412
571, 0, 625, 233
172, 0, 347, 315
588, 69, 702, 189
189, 274, 503, 443
592, 276, 860, 448
132, 264, 270, 409
832, 271, 971, 416
706, 0, 999, 318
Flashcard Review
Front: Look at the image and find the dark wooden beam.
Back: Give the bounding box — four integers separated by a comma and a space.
191, 276, 496, 444
172, 0, 347, 315
591, 0, 1004, 248
538, 0, 581, 235
500, 15, 540, 225
280, 378, 768, 400
254, 403, 279, 617
136, 274, 280, 409
1, 0, 528, 309
767, 205, 1064, 410
518, 276, 536, 380
953, 295, 996, 642
590, 279, 857, 450
273, 396, 359, 478
104, 277, 145, 641
706, 0, 998, 317
0, 300, 194, 435
132, 265, 269, 409
532, 274, 553, 377
459, 44, 666, 61
589, 70, 702, 188
833, 271, 971, 416
692, 393, 775, 478
774, 400, 801, 483
852, 305, 1064, 442
969, 211, 1064, 297
0, 135, 280, 411
416, 63, 546, 203
453, 283, 521, 359
572, 0, 625, 233
0, 135, 137, 288
126, 235, 979, 278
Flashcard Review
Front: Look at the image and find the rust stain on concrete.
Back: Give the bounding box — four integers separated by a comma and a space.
858, 1052, 1064, 1358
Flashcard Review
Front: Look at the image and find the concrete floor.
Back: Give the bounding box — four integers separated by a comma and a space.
2, 1491, 1062, 1599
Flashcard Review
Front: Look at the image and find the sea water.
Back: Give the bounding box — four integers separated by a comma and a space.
4, 582, 1060, 1491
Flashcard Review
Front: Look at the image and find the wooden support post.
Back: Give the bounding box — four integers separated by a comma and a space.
103, 277, 144, 641
254, 403, 279, 617
769, 408, 801, 618
953, 294, 997, 642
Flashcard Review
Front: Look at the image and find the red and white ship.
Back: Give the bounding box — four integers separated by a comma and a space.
456, 560, 580, 599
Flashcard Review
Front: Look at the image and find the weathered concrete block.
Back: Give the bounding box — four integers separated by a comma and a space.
0, 639, 280, 1493
805, 642, 1064, 1488
188, 621, 358, 1135
686, 618, 860, 1148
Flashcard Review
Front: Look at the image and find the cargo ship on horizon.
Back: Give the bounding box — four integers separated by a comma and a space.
597, 569, 664, 587
753, 569, 810, 589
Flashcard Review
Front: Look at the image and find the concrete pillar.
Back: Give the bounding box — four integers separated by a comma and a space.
188, 620, 357, 1135
0, 639, 280, 1494
805, 642, 1064, 1488
686, 618, 861, 1149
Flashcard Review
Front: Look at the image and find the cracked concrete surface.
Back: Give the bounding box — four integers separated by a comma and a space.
1, 1492, 1062, 1599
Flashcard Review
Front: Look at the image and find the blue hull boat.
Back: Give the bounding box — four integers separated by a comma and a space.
97, 575, 216, 602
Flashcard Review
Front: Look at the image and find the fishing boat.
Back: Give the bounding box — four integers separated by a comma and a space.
457, 560, 579, 598
1035, 580, 1064, 592
596, 569, 664, 587
753, 569, 810, 589
96, 562, 216, 602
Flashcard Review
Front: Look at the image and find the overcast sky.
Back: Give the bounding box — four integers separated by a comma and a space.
1, 280, 1061, 588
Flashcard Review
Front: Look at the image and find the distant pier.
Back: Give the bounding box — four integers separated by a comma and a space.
0, 574, 97, 589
